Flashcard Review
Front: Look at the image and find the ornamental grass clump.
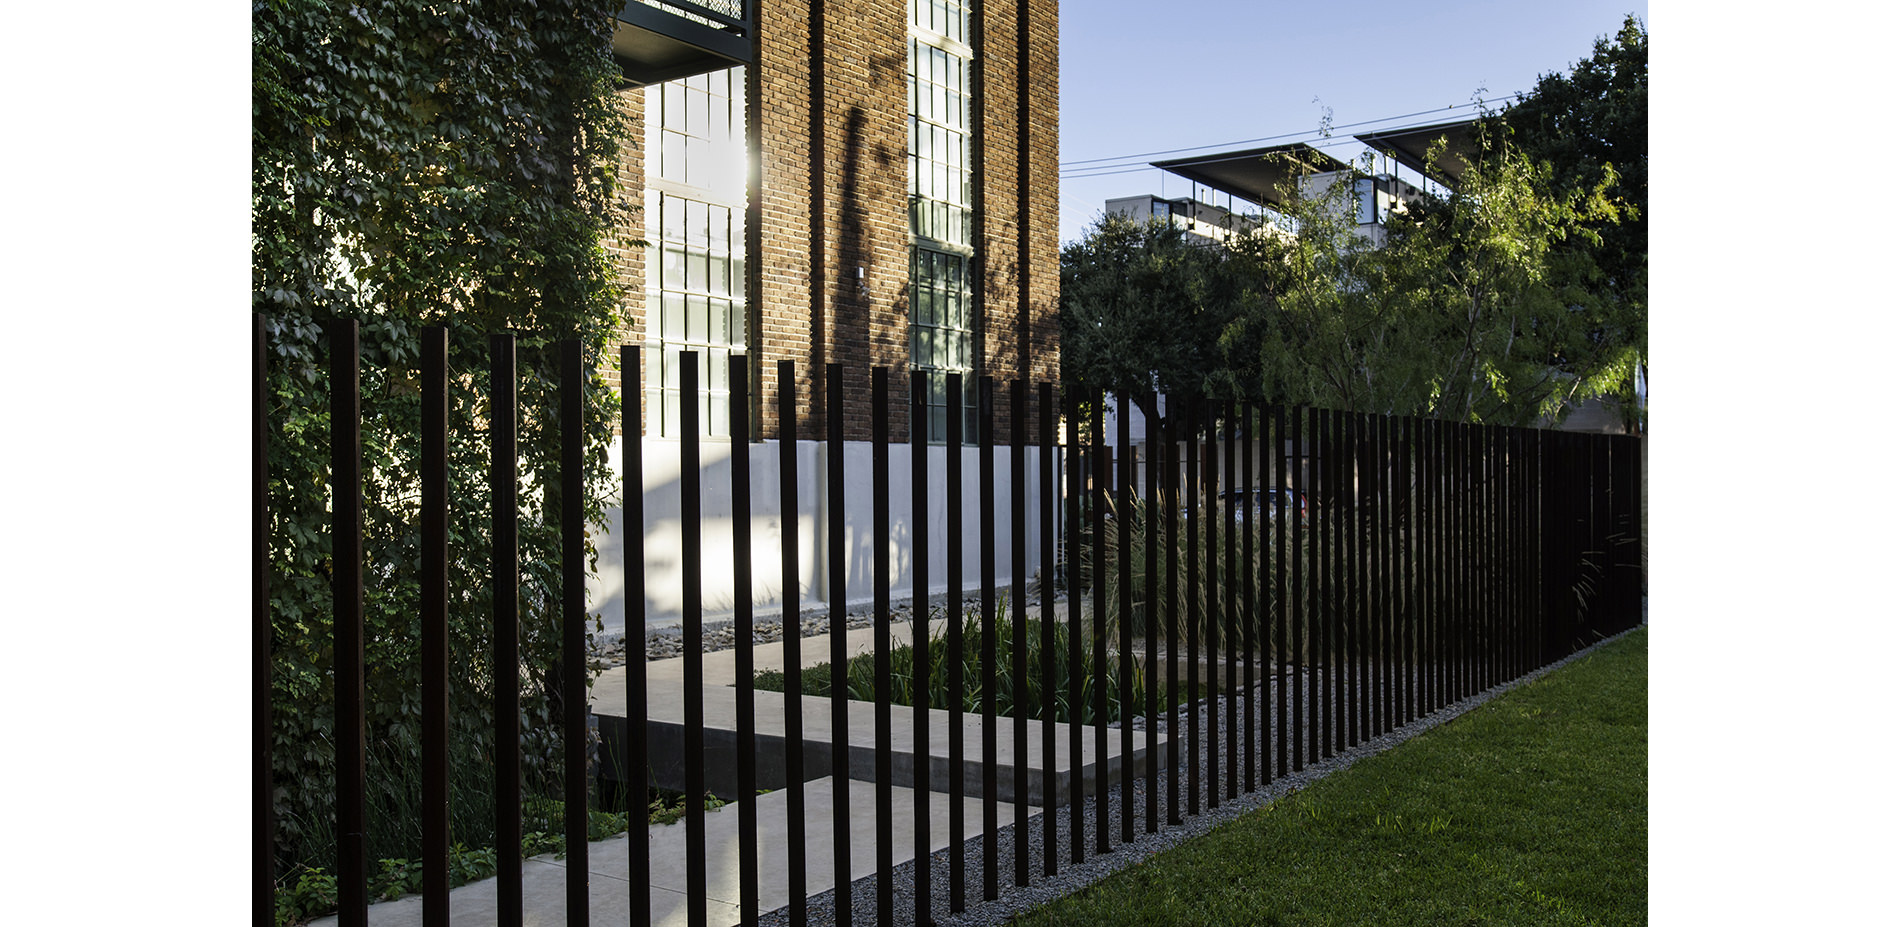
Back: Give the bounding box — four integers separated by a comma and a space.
754, 603, 1206, 725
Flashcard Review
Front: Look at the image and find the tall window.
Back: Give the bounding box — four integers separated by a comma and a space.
909, 0, 975, 442
1354, 178, 1378, 225
645, 67, 748, 437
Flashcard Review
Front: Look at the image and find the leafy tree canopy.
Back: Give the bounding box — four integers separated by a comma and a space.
1059, 217, 1257, 427
1060, 17, 1646, 431
1209, 140, 1626, 426
1499, 13, 1648, 426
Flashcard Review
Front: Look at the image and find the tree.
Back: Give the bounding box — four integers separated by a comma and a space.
253, 0, 631, 876
1500, 14, 1648, 429
1219, 141, 1623, 425
1064, 128, 1632, 427
1062, 19, 1646, 429
1059, 216, 1258, 428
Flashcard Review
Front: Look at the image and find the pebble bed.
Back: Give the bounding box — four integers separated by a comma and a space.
585, 607, 881, 664
586, 587, 1041, 669
594, 599, 1644, 927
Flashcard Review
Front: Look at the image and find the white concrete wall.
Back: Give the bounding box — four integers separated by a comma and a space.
587, 436, 1058, 633
1102, 395, 1313, 500
1102, 390, 1159, 444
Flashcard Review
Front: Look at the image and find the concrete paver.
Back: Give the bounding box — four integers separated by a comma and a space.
311, 610, 1170, 926
309, 777, 1015, 927
593, 614, 1170, 803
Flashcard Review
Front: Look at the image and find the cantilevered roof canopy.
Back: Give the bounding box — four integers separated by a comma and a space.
1353, 117, 1483, 188
1151, 143, 1351, 208
612, 0, 755, 85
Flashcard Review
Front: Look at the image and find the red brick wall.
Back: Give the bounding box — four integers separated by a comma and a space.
1025, 0, 1062, 404
973, 0, 1062, 444
605, 88, 645, 438
611, 0, 1060, 443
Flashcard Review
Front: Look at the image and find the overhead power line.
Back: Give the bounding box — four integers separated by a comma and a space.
1058, 116, 1472, 181
1056, 96, 1511, 172
1064, 132, 1390, 181
1059, 164, 1164, 181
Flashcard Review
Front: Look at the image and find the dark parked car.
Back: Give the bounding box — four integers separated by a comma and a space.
1197, 488, 1309, 525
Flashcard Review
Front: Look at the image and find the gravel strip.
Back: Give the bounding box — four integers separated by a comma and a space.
587, 588, 1055, 668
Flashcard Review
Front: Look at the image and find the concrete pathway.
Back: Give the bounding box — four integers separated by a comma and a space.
592, 611, 1166, 802
309, 776, 1012, 927
313, 607, 1176, 926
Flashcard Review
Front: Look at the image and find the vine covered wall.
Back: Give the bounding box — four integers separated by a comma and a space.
252, 0, 632, 874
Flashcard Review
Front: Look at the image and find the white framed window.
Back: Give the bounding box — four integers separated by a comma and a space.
909, 2, 975, 443
910, 246, 977, 441
908, 38, 971, 249
651, 67, 747, 200
909, 0, 969, 45
645, 67, 748, 438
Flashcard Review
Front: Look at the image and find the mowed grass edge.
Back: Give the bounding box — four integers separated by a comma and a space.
1011, 629, 1647, 927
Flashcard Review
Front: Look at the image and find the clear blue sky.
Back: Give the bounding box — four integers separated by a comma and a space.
1059, 1, 1650, 244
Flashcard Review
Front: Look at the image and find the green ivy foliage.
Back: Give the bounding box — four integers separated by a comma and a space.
253, 0, 634, 878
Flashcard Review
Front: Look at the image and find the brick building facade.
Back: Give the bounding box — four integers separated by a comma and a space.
605, 0, 1060, 445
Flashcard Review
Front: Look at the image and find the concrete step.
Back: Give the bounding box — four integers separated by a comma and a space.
595, 681, 1166, 805
591, 614, 1172, 805
308, 776, 1017, 927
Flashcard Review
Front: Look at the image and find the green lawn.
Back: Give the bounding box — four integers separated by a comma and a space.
1013, 629, 1647, 927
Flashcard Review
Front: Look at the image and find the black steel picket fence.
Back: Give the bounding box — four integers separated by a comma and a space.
254, 318, 1644, 927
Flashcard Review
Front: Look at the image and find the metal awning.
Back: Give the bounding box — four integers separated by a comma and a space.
612, 0, 754, 85
1150, 143, 1350, 208
1353, 117, 1482, 188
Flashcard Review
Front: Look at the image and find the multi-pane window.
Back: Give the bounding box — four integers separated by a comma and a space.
652, 67, 746, 198
909, 1, 975, 442
909, 40, 971, 248
911, 247, 977, 441
645, 67, 748, 437
645, 192, 746, 437
909, 0, 969, 45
